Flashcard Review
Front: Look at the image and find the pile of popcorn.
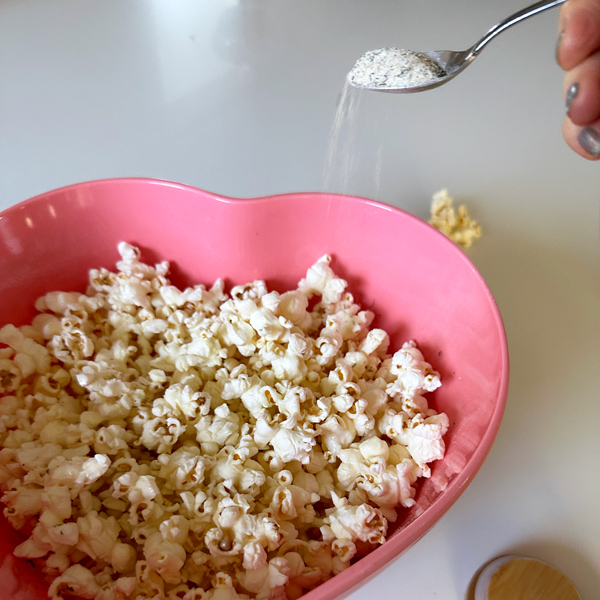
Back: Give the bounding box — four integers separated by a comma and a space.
0, 243, 448, 600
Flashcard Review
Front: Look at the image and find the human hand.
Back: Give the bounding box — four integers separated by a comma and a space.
556, 0, 600, 159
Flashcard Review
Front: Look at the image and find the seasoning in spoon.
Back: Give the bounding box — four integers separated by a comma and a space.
348, 47, 446, 89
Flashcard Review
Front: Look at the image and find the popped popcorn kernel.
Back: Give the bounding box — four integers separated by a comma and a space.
429, 188, 482, 249
0, 243, 449, 600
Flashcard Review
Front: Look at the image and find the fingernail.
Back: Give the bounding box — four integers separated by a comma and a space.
565, 82, 579, 113
578, 127, 600, 157
556, 30, 565, 63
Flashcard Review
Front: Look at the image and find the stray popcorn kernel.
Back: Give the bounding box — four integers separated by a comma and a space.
0, 244, 449, 600
429, 189, 482, 249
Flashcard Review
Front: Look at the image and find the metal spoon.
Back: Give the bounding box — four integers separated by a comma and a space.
347, 0, 566, 93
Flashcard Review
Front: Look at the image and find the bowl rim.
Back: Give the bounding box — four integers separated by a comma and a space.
0, 177, 510, 600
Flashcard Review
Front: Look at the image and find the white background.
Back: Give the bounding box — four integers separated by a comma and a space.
1, 1, 598, 598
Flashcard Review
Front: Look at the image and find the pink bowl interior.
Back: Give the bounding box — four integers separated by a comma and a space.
0, 179, 508, 600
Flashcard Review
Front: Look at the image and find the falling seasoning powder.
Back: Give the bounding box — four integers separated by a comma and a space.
348, 47, 446, 88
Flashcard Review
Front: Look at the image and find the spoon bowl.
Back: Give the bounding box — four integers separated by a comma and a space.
348, 0, 566, 93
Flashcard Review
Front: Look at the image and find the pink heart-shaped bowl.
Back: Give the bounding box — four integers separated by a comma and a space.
0, 178, 508, 600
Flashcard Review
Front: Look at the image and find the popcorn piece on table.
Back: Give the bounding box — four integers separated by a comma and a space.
429, 188, 482, 249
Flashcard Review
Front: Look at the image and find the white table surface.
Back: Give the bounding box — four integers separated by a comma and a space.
1, 1, 599, 599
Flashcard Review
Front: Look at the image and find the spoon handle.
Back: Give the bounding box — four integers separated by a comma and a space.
469, 0, 566, 58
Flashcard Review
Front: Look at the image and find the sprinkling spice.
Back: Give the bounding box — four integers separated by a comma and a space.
348, 47, 446, 89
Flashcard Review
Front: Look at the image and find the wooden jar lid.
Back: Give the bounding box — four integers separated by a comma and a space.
466, 555, 581, 600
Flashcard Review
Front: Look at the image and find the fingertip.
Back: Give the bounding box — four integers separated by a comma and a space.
562, 115, 600, 160
578, 126, 600, 158
562, 52, 600, 126
557, 0, 600, 70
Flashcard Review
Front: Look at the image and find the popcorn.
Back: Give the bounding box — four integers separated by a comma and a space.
75, 455, 111, 486
298, 255, 346, 304
0, 243, 449, 600
323, 503, 387, 545
144, 532, 186, 585
48, 564, 100, 600
393, 413, 450, 468
428, 188, 482, 249
76, 511, 120, 562
270, 428, 316, 465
